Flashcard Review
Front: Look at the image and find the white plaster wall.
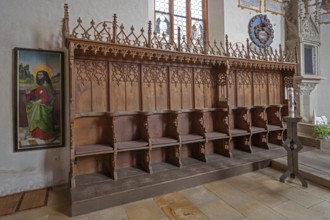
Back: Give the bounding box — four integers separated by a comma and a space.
316, 25, 330, 120
0, 0, 149, 196
223, 1, 285, 48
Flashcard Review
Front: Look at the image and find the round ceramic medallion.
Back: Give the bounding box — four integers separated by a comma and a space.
248, 14, 274, 47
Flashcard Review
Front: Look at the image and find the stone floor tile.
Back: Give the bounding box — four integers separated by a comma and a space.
223, 175, 264, 193
154, 192, 208, 220
309, 201, 330, 219
181, 186, 219, 205
204, 181, 253, 207
247, 187, 289, 207
273, 200, 324, 220
236, 200, 287, 220
88, 206, 128, 220
199, 199, 246, 220
124, 198, 168, 220
279, 187, 324, 208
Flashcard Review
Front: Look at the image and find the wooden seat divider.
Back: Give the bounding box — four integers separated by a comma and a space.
141, 110, 181, 167
176, 109, 207, 161
230, 106, 252, 153
266, 105, 285, 145
108, 111, 151, 179
71, 113, 115, 187
250, 106, 269, 149
198, 108, 231, 158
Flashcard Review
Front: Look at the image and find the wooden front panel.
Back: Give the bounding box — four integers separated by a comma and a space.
236, 70, 252, 106
268, 72, 281, 105
253, 72, 268, 105
110, 62, 140, 111
169, 67, 193, 109
75, 60, 108, 113
141, 65, 168, 111
227, 70, 237, 108
194, 68, 213, 109
73, 116, 110, 146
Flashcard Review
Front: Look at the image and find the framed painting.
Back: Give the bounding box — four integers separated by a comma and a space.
13, 48, 65, 151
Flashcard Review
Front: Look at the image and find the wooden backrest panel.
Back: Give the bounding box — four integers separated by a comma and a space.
141, 65, 169, 111
148, 113, 169, 138
178, 112, 193, 135
110, 62, 140, 111
73, 116, 110, 146
253, 72, 268, 105
268, 72, 282, 105
236, 70, 253, 106
113, 115, 141, 142
74, 60, 108, 113
194, 68, 214, 109
169, 67, 193, 109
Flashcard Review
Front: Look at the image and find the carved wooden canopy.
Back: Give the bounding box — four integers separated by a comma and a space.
63, 4, 297, 72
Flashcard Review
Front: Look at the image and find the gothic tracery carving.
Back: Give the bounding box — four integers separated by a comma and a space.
75, 60, 107, 84
111, 62, 139, 86
170, 67, 192, 87
237, 70, 252, 86
195, 68, 212, 88
142, 65, 167, 87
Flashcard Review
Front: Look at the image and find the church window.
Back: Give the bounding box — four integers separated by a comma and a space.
155, 0, 208, 43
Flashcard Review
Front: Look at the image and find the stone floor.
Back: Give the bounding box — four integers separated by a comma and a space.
1, 167, 330, 220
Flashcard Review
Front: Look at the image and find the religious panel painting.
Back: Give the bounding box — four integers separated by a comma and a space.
238, 0, 262, 13
320, 0, 330, 24
13, 48, 64, 151
264, 0, 284, 15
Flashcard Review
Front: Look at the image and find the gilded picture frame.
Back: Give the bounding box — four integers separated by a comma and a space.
13, 48, 65, 151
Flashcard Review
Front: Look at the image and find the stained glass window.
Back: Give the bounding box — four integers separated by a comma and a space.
155, 0, 207, 43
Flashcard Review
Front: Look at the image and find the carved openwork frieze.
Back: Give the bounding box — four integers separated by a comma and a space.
142, 65, 167, 87
253, 72, 268, 87
75, 60, 107, 84
111, 62, 139, 86
237, 70, 252, 86
195, 68, 212, 88
64, 4, 297, 70
170, 67, 192, 87
268, 72, 281, 85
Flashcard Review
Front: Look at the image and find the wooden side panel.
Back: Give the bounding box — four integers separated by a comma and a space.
110, 62, 140, 111
169, 67, 193, 109
253, 72, 268, 106
141, 65, 168, 111
236, 70, 252, 107
75, 60, 108, 113
268, 72, 282, 105
194, 68, 213, 109
227, 70, 236, 108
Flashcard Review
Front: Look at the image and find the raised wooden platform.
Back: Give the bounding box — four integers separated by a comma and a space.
71, 144, 288, 216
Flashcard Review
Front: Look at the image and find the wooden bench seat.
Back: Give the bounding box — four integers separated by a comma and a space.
75, 144, 114, 157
